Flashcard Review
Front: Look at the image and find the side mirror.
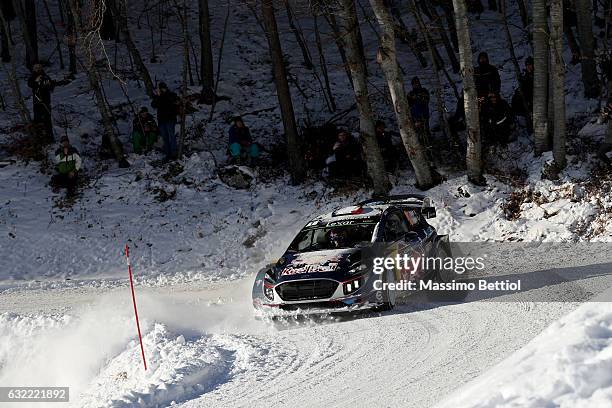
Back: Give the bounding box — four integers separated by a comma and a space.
422, 207, 436, 219
421, 197, 436, 219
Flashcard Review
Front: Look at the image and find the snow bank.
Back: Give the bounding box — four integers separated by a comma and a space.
0, 280, 276, 407
435, 301, 612, 408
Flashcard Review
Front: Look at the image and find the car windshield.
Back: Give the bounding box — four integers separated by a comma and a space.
288, 223, 376, 252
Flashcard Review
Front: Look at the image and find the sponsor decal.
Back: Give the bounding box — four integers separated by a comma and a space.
281, 263, 339, 276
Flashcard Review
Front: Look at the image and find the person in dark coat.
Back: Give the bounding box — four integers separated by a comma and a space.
512, 56, 534, 117
132, 107, 159, 154
328, 130, 363, 178
466, 0, 484, 17
51, 136, 82, 195
228, 116, 259, 165
474, 52, 501, 98
407, 76, 431, 132
151, 82, 179, 160
480, 92, 514, 145
27, 64, 69, 141
375, 120, 398, 172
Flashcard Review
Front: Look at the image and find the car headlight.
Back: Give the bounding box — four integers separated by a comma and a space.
343, 276, 364, 295
263, 283, 275, 301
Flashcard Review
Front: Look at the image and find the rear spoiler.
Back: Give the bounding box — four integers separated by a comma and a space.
357, 194, 436, 219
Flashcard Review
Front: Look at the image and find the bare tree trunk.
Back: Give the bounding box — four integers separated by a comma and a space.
452, 0, 484, 184
178, 0, 188, 159
261, 0, 305, 184
385, 1, 428, 67
284, 0, 313, 69
12, 0, 38, 68
440, 0, 458, 50
0, 19, 9, 62
413, 1, 456, 152
69, 0, 128, 167
0, 7, 30, 123
422, 1, 460, 73
501, 0, 532, 130
42, 0, 64, 69
338, 0, 390, 194
324, 12, 354, 87
369, 0, 437, 189
314, 13, 336, 112
109, 0, 155, 97
533, 0, 549, 155
550, 0, 566, 169
199, 0, 214, 97
517, 0, 528, 27
575, 0, 600, 98
62, 0, 77, 75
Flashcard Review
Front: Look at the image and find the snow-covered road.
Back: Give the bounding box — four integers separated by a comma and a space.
1, 245, 611, 408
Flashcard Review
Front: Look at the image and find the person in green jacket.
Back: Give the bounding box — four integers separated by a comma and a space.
132, 107, 159, 154
52, 136, 82, 194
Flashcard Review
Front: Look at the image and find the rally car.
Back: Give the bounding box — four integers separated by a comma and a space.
252, 194, 453, 313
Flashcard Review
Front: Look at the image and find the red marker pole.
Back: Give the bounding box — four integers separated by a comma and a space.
125, 244, 147, 371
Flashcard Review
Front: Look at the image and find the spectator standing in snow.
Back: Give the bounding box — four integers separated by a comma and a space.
511, 56, 534, 117
132, 107, 159, 154
228, 116, 259, 166
474, 52, 501, 99
151, 82, 179, 161
407, 76, 431, 133
375, 120, 398, 172
328, 130, 363, 178
52, 136, 82, 195
27, 64, 69, 142
480, 92, 514, 145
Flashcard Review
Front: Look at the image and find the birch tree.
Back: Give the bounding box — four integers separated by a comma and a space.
261, 0, 305, 184
533, 0, 549, 155
369, 0, 437, 189
452, 0, 484, 185
575, 0, 600, 98
338, 0, 390, 194
550, 0, 566, 169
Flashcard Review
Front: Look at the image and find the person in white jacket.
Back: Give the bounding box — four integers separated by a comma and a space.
52, 136, 82, 194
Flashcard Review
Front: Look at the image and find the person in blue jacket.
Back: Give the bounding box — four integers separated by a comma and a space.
228, 116, 259, 165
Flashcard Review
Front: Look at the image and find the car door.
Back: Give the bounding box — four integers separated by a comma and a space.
384, 210, 423, 281
403, 208, 434, 257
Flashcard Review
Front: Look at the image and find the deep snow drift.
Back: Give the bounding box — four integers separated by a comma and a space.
436, 301, 612, 408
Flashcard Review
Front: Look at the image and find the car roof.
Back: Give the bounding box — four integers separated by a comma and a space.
304, 195, 432, 228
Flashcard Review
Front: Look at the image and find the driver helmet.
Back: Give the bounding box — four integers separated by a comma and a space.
329, 229, 346, 248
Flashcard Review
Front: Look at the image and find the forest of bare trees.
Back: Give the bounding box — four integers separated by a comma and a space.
1, 0, 611, 192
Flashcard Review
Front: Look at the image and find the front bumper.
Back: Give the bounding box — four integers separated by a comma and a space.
252, 275, 382, 313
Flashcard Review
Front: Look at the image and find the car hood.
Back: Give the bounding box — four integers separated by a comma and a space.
273, 248, 363, 282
